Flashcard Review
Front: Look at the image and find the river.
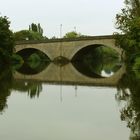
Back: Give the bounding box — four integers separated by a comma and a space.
0, 50, 140, 140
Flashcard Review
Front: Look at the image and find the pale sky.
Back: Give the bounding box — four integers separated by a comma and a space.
0, 0, 124, 38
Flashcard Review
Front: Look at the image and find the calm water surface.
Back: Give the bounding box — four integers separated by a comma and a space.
0, 84, 129, 140
0, 54, 139, 140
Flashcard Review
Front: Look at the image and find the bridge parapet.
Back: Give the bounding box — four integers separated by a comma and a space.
15, 35, 116, 45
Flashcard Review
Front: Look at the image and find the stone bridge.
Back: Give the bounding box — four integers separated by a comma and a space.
14, 63, 125, 87
15, 35, 122, 61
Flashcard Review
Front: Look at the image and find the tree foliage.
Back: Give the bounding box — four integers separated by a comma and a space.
116, 68, 140, 139
29, 23, 43, 35
14, 30, 45, 41
63, 31, 83, 38
115, 0, 140, 62
0, 16, 14, 63
14, 23, 46, 41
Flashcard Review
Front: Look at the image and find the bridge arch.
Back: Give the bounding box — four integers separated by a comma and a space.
16, 48, 50, 60
15, 36, 123, 61
71, 44, 100, 61
68, 42, 121, 60
15, 44, 53, 60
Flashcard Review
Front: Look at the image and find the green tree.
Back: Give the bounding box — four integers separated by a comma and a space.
30, 23, 38, 32
0, 16, 14, 63
37, 23, 43, 36
14, 30, 44, 41
15, 23, 45, 41
63, 31, 82, 38
29, 23, 43, 35
115, 0, 140, 63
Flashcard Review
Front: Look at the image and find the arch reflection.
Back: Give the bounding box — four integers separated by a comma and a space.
72, 45, 121, 78
16, 48, 50, 61
16, 48, 51, 75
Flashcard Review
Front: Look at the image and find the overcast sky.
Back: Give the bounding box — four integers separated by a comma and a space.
1, 0, 124, 38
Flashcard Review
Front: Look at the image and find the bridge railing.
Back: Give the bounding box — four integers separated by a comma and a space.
15, 35, 116, 45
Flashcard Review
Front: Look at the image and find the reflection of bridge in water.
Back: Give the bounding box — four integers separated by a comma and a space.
14, 63, 125, 87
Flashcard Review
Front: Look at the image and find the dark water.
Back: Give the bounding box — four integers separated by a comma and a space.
0, 55, 140, 140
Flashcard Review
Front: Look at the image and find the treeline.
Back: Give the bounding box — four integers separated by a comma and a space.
115, 0, 140, 69
0, 16, 14, 64
14, 23, 47, 41
0, 16, 48, 64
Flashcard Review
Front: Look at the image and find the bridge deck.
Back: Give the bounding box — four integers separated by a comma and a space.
15, 35, 115, 45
